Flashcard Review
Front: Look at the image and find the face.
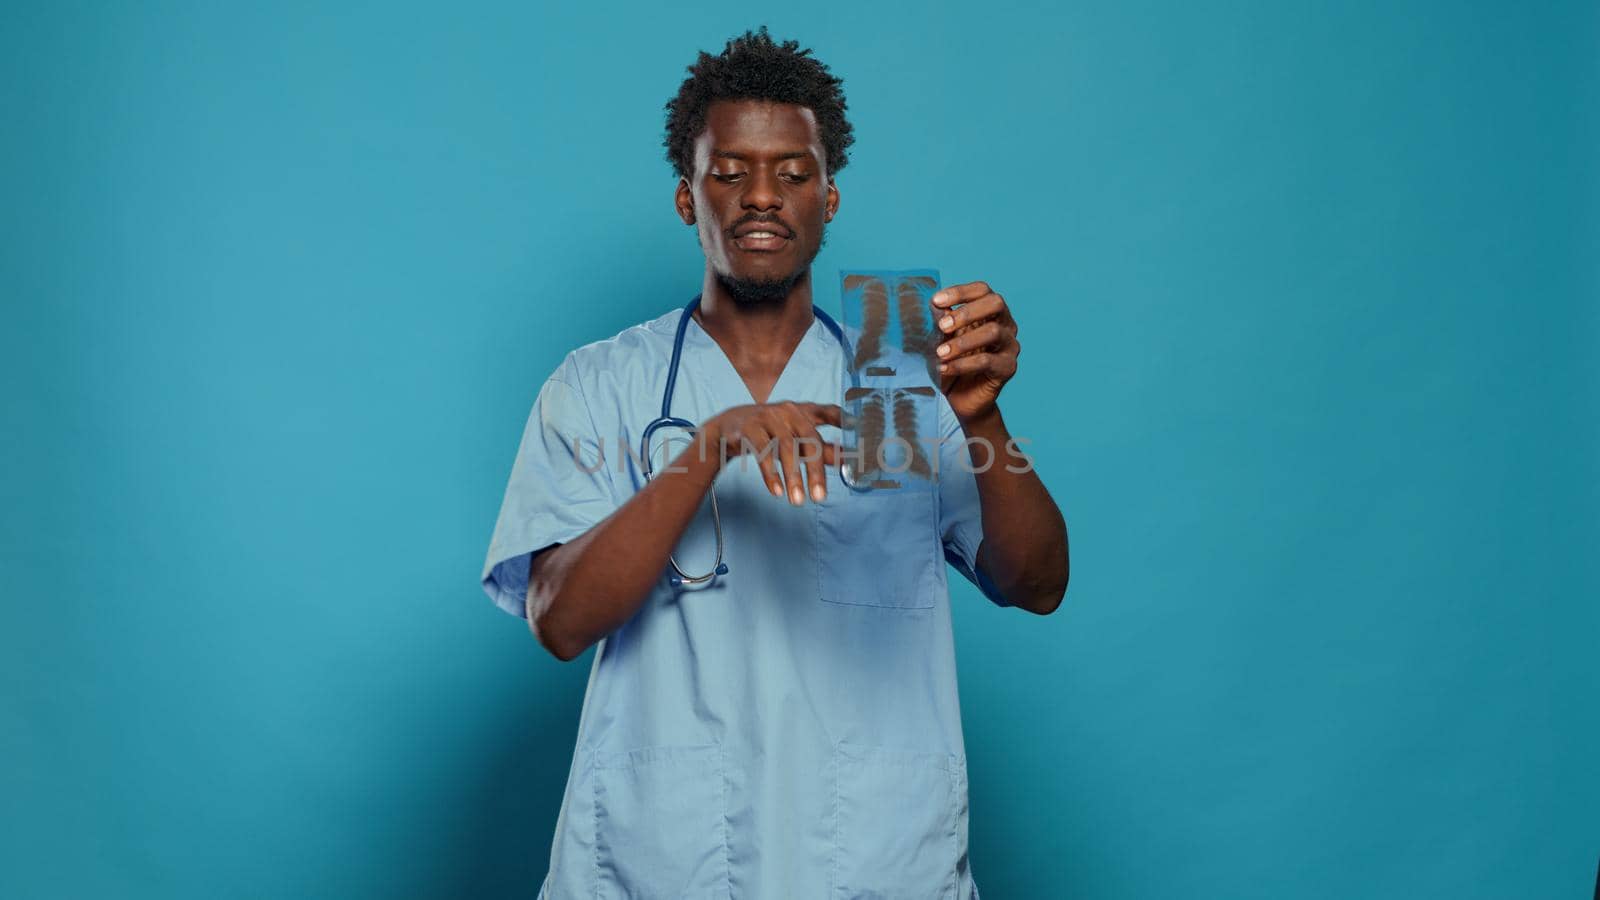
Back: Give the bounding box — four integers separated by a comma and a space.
676, 99, 840, 305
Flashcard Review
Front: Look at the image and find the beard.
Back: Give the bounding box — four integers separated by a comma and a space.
712, 223, 828, 308
715, 268, 804, 307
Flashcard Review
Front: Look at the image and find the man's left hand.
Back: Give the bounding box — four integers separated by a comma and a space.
930, 281, 1020, 424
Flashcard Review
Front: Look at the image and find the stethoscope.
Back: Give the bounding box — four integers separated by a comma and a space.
640, 293, 862, 587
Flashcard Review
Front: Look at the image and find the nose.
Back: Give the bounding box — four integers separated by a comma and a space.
740, 168, 783, 212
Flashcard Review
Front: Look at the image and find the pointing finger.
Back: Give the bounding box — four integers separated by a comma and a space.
806, 402, 844, 427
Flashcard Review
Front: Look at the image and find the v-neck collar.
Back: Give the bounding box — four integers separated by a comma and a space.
685, 304, 824, 407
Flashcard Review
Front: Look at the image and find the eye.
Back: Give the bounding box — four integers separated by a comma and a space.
782, 172, 811, 183
712, 172, 745, 183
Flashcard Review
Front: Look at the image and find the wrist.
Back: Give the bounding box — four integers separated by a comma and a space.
694, 418, 729, 471
957, 405, 1005, 438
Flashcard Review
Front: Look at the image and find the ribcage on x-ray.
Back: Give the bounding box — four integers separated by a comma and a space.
843, 386, 937, 485
846, 274, 939, 381
844, 275, 889, 372
896, 276, 940, 384
892, 387, 934, 480
854, 389, 887, 483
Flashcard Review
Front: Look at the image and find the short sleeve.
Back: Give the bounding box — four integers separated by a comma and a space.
480, 359, 618, 618
936, 395, 1011, 608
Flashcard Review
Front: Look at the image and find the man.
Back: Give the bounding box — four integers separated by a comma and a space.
481, 26, 1069, 899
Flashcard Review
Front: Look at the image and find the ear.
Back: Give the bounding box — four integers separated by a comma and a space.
824, 176, 840, 222
675, 177, 695, 225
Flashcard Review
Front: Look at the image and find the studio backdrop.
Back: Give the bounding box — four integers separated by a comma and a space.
3, 2, 1596, 897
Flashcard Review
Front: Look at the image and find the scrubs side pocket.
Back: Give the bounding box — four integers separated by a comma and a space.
814, 470, 939, 609
829, 741, 966, 900
592, 743, 730, 899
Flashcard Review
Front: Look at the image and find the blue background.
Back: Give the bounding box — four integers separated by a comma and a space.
4, 2, 1596, 897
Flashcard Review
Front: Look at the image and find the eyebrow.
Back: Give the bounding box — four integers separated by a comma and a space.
710, 150, 813, 162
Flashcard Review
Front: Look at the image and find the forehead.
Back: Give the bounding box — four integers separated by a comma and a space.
693, 99, 823, 165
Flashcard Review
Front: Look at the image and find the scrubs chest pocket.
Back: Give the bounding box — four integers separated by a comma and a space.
814, 469, 940, 609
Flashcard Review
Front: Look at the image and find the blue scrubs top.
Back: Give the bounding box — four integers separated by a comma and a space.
481, 304, 1009, 899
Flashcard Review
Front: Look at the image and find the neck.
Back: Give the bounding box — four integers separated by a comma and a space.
694, 266, 815, 363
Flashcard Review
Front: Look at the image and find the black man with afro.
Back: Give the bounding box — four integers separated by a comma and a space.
480, 25, 1069, 898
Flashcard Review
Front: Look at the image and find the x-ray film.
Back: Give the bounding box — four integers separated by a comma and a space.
837, 269, 942, 492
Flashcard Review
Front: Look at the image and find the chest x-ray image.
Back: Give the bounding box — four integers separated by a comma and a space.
838, 269, 943, 491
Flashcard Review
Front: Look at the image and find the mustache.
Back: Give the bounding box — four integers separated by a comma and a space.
729, 216, 796, 238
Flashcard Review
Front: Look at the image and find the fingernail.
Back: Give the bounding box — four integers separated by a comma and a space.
931, 291, 944, 306
940, 316, 955, 331
770, 481, 783, 497
790, 486, 803, 505
939, 363, 949, 373
811, 483, 825, 502
936, 344, 950, 357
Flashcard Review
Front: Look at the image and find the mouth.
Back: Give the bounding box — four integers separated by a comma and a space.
733, 230, 791, 252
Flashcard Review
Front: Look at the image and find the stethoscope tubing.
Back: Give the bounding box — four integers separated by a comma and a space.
641, 294, 864, 588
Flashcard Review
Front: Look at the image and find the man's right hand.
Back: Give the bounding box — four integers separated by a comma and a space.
704, 402, 842, 505
529, 400, 842, 661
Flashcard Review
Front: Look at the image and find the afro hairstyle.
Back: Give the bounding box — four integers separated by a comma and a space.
662, 26, 855, 181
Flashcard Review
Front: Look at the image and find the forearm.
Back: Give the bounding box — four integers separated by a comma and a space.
527, 428, 723, 660
960, 407, 1069, 614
